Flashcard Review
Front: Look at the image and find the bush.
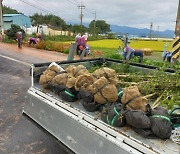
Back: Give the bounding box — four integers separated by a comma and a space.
2, 35, 16, 43
106, 53, 123, 60
64, 48, 70, 54
5, 24, 25, 40
43, 35, 74, 42
36, 40, 70, 52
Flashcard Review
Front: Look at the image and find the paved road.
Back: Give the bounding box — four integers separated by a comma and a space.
0, 42, 74, 154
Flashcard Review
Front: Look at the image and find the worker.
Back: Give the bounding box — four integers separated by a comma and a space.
162, 50, 172, 62
28, 37, 39, 46
82, 32, 88, 44
123, 46, 135, 61
75, 33, 81, 43
124, 46, 143, 63
16, 30, 23, 48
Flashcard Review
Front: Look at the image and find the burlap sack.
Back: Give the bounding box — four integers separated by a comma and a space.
66, 65, 89, 77
65, 65, 76, 75
75, 74, 94, 91
47, 65, 60, 73
39, 70, 57, 85
121, 86, 148, 111
74, 65, 89, 77
92, 67, 118, 85
39, 64, 63, 89
52, 73, 68, 86
89, 77, 118, 104
66, 75, 77, 89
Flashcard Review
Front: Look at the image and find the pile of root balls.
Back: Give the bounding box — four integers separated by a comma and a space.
37, 62, 180, 140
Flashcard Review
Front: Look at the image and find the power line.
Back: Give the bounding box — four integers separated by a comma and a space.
73, 0, 80, 5
19, 0, 50, 14
32, 0, 78, 19
31, 0, 52, 11
66, 0, 78, 6
19, 0, 76, 21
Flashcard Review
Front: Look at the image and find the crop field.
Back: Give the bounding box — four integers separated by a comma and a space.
88, 39, 173, 52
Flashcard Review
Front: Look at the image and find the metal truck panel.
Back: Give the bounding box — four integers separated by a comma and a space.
24, 58, 179, 154
24, 88, 141, 154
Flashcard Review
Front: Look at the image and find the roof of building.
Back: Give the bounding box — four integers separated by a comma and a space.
3, 14, 28, 17
47, 24, 62, 31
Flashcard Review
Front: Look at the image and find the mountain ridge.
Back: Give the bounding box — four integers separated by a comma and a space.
110, 25, 174, 38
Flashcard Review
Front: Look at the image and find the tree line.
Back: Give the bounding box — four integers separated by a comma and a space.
3, 5, 111, 35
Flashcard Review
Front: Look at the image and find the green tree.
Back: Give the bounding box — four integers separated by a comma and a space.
70, 24, 89, 34
30, 13, 44, 26
2, 5, 20, 14
48, 15, 66, 30
5, 24, 25, 40
89, 20, 110, 34
30, 13, 67, 30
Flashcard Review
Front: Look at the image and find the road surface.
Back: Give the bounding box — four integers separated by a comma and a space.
0, 42, 74, 154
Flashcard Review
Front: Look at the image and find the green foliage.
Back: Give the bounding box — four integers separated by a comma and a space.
90, 64, 180, 109
107, 33, 116, 39
89, 20, 111, 34
30, 13, 67, 30
70, 24, 89, 34
35, 40, 70, 52
43, 35, 74, 42
64, 48, 70, 54
2, 35, 16, 43
5, 24, 25, 40
3, 5, 20, 14
30, 13, 44, 26
106, 53, 123, 60
87, 35, 104, 41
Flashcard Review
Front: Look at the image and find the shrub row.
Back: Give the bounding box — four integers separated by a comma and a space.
36, 41, 70, 53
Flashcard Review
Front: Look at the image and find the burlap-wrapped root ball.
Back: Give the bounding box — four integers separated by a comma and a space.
75, 74, 94, 91
121, 86, 148, 111
66, 75, 77, 89
39, 69, 57, 88
47, 65, 61, 73
66, 65, 89, 78
92, 67, 118, 85
65, 65, 76, 75
74, 65, 89, 77
89, 77, 118, 104
52, 73, 68, 86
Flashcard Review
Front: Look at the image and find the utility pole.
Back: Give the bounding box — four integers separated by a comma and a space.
172, 0, 180, 63
78, 1, 85, 28
175, 0, 180, 37
157, 25, 159, 40
0, 0, 4, 36
92, 10, 96, 36
149, 22, 153, 39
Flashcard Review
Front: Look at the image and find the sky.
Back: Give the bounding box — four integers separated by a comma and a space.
2, 0, 179, 31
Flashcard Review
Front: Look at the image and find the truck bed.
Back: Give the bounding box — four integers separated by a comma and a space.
23, 58, 180, 154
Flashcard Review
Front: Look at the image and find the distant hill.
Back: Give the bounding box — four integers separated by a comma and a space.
110, 25, 174, 38
3, 5, 21, 14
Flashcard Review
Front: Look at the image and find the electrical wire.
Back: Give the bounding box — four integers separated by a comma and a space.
19, 0, 50, 14
19, 0, 78, 21
65, 0, 78, 6
73, 0, 80, 5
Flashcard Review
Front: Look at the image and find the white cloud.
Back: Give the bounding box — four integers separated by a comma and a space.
3, 0, 179, 31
